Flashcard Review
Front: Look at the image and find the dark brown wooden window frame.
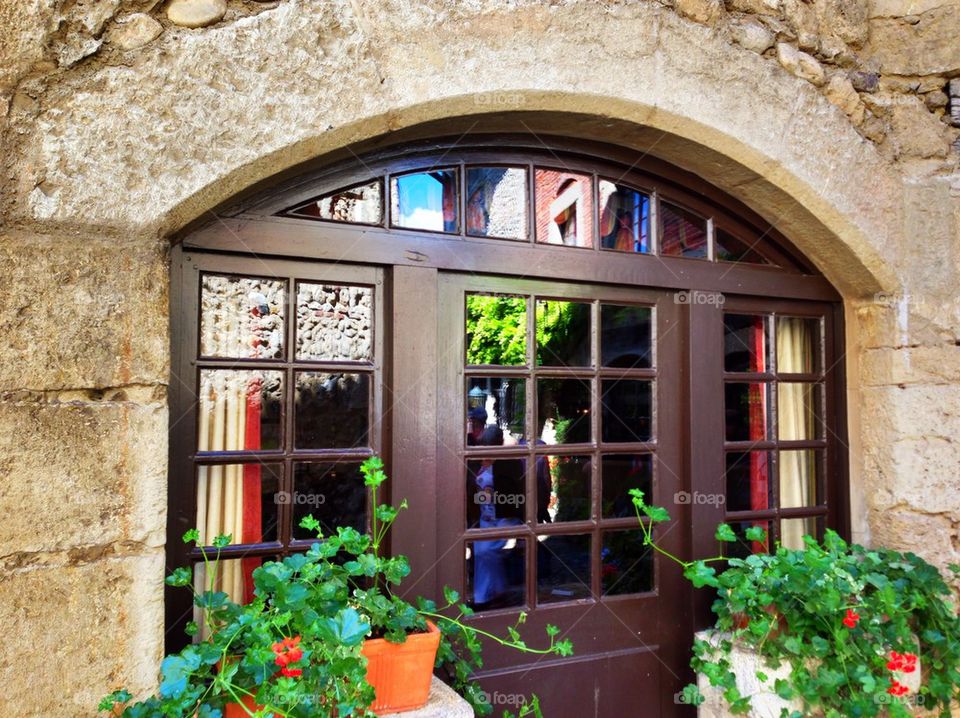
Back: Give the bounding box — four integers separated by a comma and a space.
168, 136, 849, 652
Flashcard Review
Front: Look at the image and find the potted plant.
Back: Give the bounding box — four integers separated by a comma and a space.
629, 488, 960, 717
100, 457, 572, 718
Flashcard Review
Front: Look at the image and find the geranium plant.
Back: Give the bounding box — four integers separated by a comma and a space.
101, 457, 571, 718
631, 488, 960, 717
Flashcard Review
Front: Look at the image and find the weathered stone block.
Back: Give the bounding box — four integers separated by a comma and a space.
0, 398, 167, 554
0, 232, 169, 391
865, 3, 960, 75
0, 551, 165, 717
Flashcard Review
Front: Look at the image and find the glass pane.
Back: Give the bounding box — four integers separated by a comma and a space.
540, 455, 591, 524
602, 454, 653, 518
466, 538, 526, 610
296, 283, 373, 362
660, 202, 707, 258
295, 372, 370, 449
287, 180, 382, 225
601, 304, 652, 369
776, 317, 821, 374
466, 293, 527, 366
602, 529, 653, 596
780, 516, 821, 550
534, 169, 594, 248
716, 228, 771, 265
779, 449, 821, 508
193, 557, 263, 627
724, 382, 769, 442
198, 370, 283, 451
292, 462, 366, 538
777, 383, 821, 440
724, 314, 768, 373
466, 458, 526, 529
599, 180, 650, 253
391, 169, 458, 233
725, 520, 772, 559
535, 300, 592, 367
538, 534, 591, 603
466, 167, 528, 240
724, 451, 771, 512
537, 378, 591, 445
601, 379, 652, 443
200, 274, 285, 359
195, 463, 281, 546
466, 377, 526, 445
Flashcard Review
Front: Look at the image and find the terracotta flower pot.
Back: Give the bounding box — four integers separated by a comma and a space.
223, 694, 260, 718
361, 620, 442, 715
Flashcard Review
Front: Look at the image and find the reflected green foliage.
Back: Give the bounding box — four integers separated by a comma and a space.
466, 295, 527, 365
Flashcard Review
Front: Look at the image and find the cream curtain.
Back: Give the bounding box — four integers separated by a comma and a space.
195, 292, 259, 631
776, 318, 815, 550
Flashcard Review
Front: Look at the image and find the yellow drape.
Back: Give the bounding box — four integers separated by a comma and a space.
776, 318, 815, 550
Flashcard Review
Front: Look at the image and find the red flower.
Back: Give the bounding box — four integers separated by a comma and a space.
842, 609, 860, 629
272, 635, 305, 676
901, 652, 918, 674
887, 651, 904, 672
887, 680, 909, 697
280, 666, 303, 679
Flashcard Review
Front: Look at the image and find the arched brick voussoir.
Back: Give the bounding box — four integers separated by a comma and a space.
11, 0, 901, 297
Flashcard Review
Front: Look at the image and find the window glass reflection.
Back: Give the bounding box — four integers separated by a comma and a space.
295, 372, 370, 449
539, 455, 591, 524
724, 315, 768, 373
601, 379, 652, 443
602, 454, 653, 518
716, 228, 770, 265
660, 202, 707, 258
466, 377, 526, 445
391, 169, 458, 233
198, 370, 284, 452
538, 534, 591, 603
602, 529, 653, 595
537, 378, 591, 445
201, 274, 285, 360
296, 283, 373, 362
601, 304, 652, 369
599, 180, 650, 253
466, 456, 526, 529
465, 293, 527, 366
466, 167, 528, 240
287, 180, 382, 225
724, 451, 771, 512
535, 300, 591, 367
779, 449, 820, 509
292, 462, 367, 538
195, 463, 281, 547
535, 169, 594, 248
724, 382, 769, 442
466, 538, 526, 611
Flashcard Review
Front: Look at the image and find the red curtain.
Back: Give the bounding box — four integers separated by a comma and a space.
748, 317, 769, 553
241, 377, 263, 603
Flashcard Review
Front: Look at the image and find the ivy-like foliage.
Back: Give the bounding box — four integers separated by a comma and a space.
101, 457, 572, 718
630, 488, 960, 718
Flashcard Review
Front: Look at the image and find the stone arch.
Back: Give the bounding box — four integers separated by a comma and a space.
12, 1, 907, 299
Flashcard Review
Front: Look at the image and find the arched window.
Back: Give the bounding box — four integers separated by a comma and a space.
169, 137, 847, 714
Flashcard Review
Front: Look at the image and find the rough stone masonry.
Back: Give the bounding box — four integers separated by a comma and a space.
0, 1, 958, 715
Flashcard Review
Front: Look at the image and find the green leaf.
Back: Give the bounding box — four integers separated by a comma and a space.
317, 607, 371, 646
212, 534, 232, 549
182, 528, 200, 544
715, 524, 737, 543
545, 624, 560, 638
744, 525, 767, 542
165, 566, 193, 587
299, 514, 321, 534
444, 586, 460, 605
684, 561, 719, 588
642, 504, 671, 523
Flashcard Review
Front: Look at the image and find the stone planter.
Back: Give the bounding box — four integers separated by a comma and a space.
695, 630, 923, 718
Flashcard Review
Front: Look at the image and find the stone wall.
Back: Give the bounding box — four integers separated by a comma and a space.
1, 1, 959, 716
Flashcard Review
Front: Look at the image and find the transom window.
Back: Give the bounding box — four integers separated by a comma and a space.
279, 159, 793, 267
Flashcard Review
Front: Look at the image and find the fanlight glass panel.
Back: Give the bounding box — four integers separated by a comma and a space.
716, 228, 772, 265
660, 202, 708, 258
285, 180, 382, 225
535, 169, 594, 248
466, 167, 528, 240
599, 180, 650, 253
391, 169, 459, 233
